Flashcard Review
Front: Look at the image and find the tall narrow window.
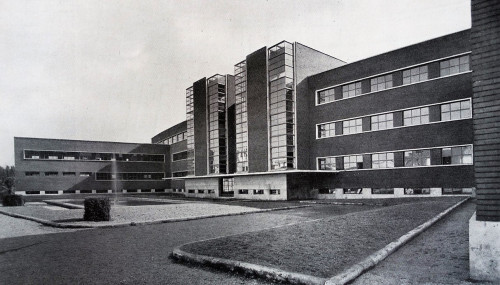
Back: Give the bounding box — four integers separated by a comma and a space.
186, 87, 195, 175
235, 61, 249, 172
207, 75, 227, 174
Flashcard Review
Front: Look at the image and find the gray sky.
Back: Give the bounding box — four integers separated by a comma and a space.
0, 0, 471, 166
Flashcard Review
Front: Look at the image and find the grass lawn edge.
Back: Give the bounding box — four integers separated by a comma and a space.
173, 197, 470, 285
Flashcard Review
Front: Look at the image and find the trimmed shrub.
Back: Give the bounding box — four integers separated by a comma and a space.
83, 197, 111, 221
2, 194, 25, 206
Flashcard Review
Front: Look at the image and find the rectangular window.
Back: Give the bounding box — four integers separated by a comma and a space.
44, 172, 58, 176
172, 151, 188, 161
371, 113, 393, 131
403, 65, 428, 84
62, 172, 76, 176
317, 123, 335, 138
372, 188, 394, 194
343, 188, 362, 194
188, 189, 195, 193
344, 155, 363, 170
79, 172, 92, 176
208, 189, 215, 194
172, 171, 188, 177
253, 189, 264, 195
198, 190, 205, 194
370, 74, 393, 92
404, 150, 431, 167
317, 88, 335, 104
404, 188, 430, 195
270, 189, 280, 195
238, 189, 249, 194
440, 55, 470, 76
318, 188, 336, 194
343, 118, 362, 135
342, 82, 362, 98
442, 188, 473, 195
318, 157, 336, 170
372, 153, 394, 169
442, 145, 473, 165
441, 100, 471, 121
25, 171, 40, 176
403, 107, 429, 126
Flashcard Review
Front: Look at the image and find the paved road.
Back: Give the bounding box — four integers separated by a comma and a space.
353, 201, 491, 285
1, 205, 373, 285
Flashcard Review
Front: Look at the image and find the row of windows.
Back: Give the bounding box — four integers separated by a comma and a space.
317, 145, 472, 170
187, 189, 216, 194
316, 99, 471, 139
237, 189, 281, 195
158, 131, 187, 145
95, 172, 164, 180
24, 150, 165, 162
317, 187, 473, 195
317, 54, 470, 104
25, 171, 92, 177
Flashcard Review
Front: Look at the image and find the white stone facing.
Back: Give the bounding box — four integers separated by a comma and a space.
469, 212, 500, 282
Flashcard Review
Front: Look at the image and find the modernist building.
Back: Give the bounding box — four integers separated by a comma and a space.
15, 30, 475, 200
14, 137, 169, 195
150, 30, 474, 200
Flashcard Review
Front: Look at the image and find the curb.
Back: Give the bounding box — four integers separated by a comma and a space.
299, 201, 384, 206
172, 198, 469, 285
324, 197, 470, 285
0, 205, 309, 229
0, 209, 92, 229
172, 247, 326, 285
43, 200, 84, 209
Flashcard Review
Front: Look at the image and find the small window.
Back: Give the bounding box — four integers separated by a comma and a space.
238, 189, 249, 194
403, 65, 428, 84
342, 82, 362, 98
372, 153, 394, 169
371, 113, 393, 131
442, 188, 473, 195
404, 188, 430, 195
270, 189, 280, 195
343, 188, 362, 194
63, 172, 76, 176
343, 118, 362, 135
207, 189, 215, 194
317, 123, 335, 138
188, 189, 195, 193
198, 189, 205, 194
370, 74, 393, 92
372, 188, 394, 194
441, 100, 471, 121
404, 107, 429, 126
442, 145, 473, 165
44, 172, 58, 176
318, 157, 336, 170
25, 171, 40, 176
344, 155, 363, 170
440, 55, 470, 76
253, 189, 264, 195
404, 150, 431, 167
318, 188, 336, 194
317, 88, 335, 104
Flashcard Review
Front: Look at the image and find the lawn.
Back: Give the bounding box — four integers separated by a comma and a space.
181, 197, 465, 278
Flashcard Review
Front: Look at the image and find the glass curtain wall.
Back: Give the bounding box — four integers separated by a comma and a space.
234, 61, 249, 172
207, 75, 227, 174
186, 87, 195, 175
268, 41, 296, 170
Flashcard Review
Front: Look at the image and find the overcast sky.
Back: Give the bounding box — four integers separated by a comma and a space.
0, 0, 471, 166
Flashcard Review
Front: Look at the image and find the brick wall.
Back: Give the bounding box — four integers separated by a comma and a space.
471, 0, 500, 221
